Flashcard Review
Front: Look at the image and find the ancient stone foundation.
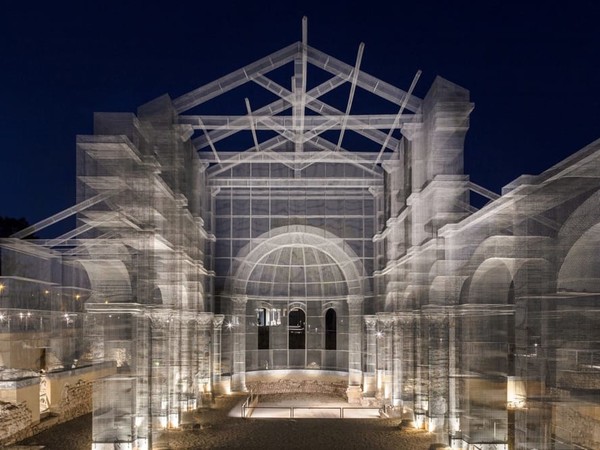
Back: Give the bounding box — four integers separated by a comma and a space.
0, 401, 32, 444
247, 379, 348, 398
0, 379, 94, 446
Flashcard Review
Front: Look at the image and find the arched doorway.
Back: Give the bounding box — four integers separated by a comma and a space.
323, 308, 337, 370
325, 308, 337, 350
288, 308, 306, 367
257, 307, 270, 350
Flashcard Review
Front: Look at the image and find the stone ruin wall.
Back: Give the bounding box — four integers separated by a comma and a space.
57, 379, 93, 422
0, 400, 32, 445
0, 379, 92, 446
246, 378, 348, 398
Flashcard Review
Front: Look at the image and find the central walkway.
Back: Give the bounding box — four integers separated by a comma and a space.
19, 395, 438, 450
231, 393, 380, 419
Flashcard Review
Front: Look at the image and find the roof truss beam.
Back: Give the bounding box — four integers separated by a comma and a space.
181, 114, 417, 131
336, 42, 365, 151
257, 115, 336, 145
205, 145, 385, 178
192, 72, 347, 151
38, 212, 121, 248
373, 69, 422, 167
306, 45, 422, 112
254, 74, 403, 152
250, 117, 378, 175
173, 42, 300, 113
11, 191, 117, 239
191, 98, 290, 150
207, 135, 290, 176
208, 177, 382, 189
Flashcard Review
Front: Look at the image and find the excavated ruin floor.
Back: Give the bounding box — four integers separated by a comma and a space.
16, 394, 437, 449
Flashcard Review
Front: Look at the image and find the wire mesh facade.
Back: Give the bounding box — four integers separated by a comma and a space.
1, 21, 600, 449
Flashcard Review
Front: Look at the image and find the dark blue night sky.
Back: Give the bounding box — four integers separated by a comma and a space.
1, 1, 599, 236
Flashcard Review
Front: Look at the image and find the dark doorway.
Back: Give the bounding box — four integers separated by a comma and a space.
288, 308, 305, 350
325, 308, 337, 350
257, 308, 269, 350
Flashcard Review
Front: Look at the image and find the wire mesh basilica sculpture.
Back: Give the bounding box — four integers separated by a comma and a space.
1, 17, 600, 450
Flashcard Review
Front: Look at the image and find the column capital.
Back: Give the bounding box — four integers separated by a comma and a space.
364, 315, 378, 330
196, 312, 214, 327
231, 295, 248, 306
395, 311, 419, 324
377, 312, 395, 328
148, 310, 173, 330
213, 314, 225, 329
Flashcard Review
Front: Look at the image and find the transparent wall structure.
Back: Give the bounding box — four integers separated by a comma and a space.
2, 19, 600, 449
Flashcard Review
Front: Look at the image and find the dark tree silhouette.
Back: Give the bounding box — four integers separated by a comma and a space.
0, 216, 36, 238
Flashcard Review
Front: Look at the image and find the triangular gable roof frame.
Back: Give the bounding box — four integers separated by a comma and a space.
171, 17, 423, 176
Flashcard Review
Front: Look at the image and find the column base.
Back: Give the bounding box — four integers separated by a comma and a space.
346, 385, 363, 404
212, 376, 231, 395
362, 374, 376, 396
231, 373, 247, 393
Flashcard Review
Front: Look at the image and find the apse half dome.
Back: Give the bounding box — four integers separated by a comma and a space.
245, 245, 348, 299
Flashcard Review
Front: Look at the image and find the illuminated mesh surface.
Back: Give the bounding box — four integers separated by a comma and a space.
245, 245, 348, 298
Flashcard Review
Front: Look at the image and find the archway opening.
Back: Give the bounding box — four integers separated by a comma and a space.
228, 227, 365, 374
289, 308, 306, 350
325, 308, 337, 350
288, 308, 306, 368
257, 307, 270, 350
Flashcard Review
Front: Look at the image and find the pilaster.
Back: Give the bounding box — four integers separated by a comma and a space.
346, 295, 364, 403
363, 315, 378, 396
231, 296, 248, 392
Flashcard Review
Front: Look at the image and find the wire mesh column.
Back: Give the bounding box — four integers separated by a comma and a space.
347, 295, 363, 403
212, 314, 224, 393
231, 296, 248, 392
363, 315, 377, 396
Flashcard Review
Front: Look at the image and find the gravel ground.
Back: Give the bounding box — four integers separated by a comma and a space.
17, 413, 92, 449
16, 394, 437, 450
